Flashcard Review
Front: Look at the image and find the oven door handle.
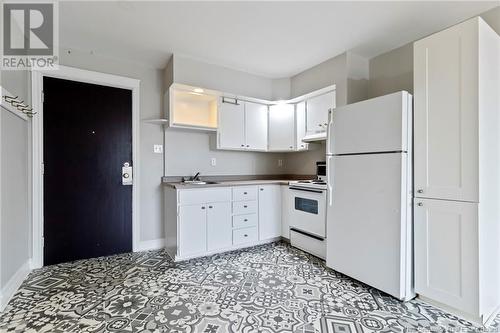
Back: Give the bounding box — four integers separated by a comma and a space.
289, 186, 324, 194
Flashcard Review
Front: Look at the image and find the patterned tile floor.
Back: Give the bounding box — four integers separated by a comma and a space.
0, 242, 498, 332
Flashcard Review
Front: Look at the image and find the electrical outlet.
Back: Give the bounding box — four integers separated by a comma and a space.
211, 157, 217, 166
278, 159, 283, 167
153, 144, 163, 154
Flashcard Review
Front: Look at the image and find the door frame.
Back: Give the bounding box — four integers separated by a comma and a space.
31, 65, 140, 268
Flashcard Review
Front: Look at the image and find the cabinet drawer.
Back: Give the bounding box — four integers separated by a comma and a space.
232, 200, 257, 215
179, 188, 231, 205
233, 214, 258, 229
233, 227, 258, 245
232, 186, 257, 202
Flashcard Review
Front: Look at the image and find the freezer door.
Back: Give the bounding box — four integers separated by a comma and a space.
330, 91, 412, 155
326, 152, 413, 300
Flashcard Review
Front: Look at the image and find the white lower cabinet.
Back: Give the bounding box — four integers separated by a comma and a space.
233, 227, 258, 245
179, 204, 208, 257
169, 185, 285, 261
258, 185, 282, 240
207, 202, 232, 251
414, 198, 479, 320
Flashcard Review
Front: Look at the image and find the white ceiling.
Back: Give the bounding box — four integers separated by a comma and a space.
59, 1, 499, 78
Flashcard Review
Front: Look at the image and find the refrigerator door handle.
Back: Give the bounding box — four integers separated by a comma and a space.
326, 108, 333, 155
327, 156, 333, 206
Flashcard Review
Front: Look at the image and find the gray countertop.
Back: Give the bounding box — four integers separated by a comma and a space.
162, 174, 315, 189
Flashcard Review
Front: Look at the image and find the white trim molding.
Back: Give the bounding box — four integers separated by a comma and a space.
31, 65, 141, 269
0, 260, 31, 312
136, 238, 165, 252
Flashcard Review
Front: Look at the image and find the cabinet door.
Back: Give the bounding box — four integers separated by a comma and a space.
414, 199, 478, 315
207, 202, 232, 251
179, 204, 207, 257
414, 22, 478, 202
218, 99, 245, 150
295, 102, 308, 151
245, 102, 268, 151
306, 91, 335, 134
268, 104, 295, 151
258, 185, 282, 240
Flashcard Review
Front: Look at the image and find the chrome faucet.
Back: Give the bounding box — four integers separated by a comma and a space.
191, 172, 201, 181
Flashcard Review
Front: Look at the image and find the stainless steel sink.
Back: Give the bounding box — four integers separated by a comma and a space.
181, 180, 219, 185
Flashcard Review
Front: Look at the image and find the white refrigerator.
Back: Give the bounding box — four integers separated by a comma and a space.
326, 91, 415, 301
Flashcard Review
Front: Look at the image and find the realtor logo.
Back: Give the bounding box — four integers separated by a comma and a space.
2, 2, 58, 70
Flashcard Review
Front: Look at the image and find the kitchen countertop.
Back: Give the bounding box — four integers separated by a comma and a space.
162, 175, 315, 189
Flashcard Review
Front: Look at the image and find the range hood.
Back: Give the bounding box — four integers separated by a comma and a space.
302, 131, 327, 142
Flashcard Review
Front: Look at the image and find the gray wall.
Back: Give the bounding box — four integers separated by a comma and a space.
59, 49, 165, 242
368, 43, 414, 98
0, 67, 32, 293
290, 53, 348, 103
0, 99, 30, 290
165, 129, 286, 176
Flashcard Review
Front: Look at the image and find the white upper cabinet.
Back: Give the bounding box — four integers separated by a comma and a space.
306, 91, 335, 134
414, 20, 479, 202
244, 102, 268, 151
218, 98, 246, 150
295, 102, 308, 151
168, 84, 218, 131
268, 104, 295, 151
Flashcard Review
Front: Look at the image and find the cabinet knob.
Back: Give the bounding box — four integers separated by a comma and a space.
241, 144, 245, 147
244, 234, 248, 237
201, 206, 206, 210
417, 202, 423, 207
244, 219, 248, 222
417, 189, 423, 193
246, 145, 250, 147
260, 188, 264, 191
289, 146, 293, 149
244, 192, 247, 194
243, 205, 248, 208
208, 205, 213, 209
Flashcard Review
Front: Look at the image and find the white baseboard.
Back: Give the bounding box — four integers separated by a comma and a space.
135, 238, 165, 252
0, 260, 32, 312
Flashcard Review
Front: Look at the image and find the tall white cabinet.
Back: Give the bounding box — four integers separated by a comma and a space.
414, 17, 500, 325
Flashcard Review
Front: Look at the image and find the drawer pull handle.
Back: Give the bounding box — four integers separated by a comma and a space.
244, 192, 247, 194
208, 206, 213, 209
244, 234, 248, 237
244, 205, 248, 208
260, 188, 263, 191
201, 206, 205, 210
244, 219, 248, 222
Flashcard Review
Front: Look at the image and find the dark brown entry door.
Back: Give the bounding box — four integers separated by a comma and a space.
43, 76, 132, 266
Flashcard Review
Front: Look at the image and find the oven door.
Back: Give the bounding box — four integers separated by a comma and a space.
288, 186, 326, 238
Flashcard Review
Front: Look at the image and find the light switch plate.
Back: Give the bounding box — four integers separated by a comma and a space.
211, 157, 217, 166
154, 144, 163, 154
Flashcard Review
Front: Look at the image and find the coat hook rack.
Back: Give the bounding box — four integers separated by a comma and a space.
2, 94, 36, 117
